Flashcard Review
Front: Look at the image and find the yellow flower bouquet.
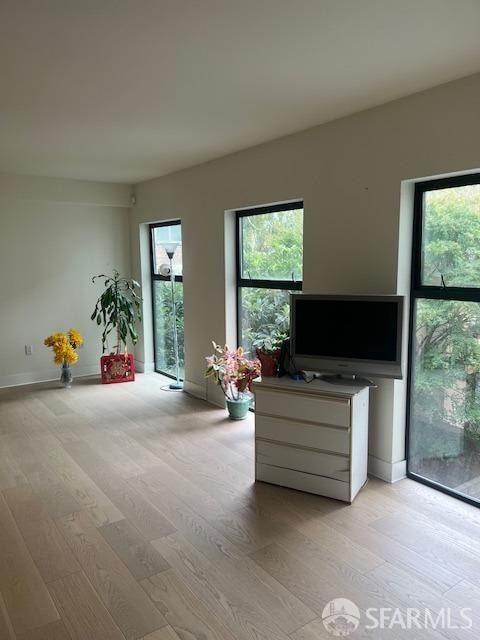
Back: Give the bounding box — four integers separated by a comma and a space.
44, 329, 84, 365
44, 330, 84, 387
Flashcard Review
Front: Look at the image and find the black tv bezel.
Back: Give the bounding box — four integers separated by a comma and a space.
290, 294, 404, 379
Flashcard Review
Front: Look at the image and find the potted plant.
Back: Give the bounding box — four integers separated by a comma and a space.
91, 270, 142, 383
205, 342, 261, 420
44, 329, 84, 388
253, 331, 287, 377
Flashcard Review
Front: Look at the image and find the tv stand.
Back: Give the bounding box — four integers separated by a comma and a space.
307, 372, 376, 388
253, 377, 370, 503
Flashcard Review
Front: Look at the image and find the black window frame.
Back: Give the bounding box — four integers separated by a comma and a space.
406, 172, 480, 508
235, 201, 304, 349
149, 220, 183, 379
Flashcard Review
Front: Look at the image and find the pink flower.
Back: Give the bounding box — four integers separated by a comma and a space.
205, 341, 261, 400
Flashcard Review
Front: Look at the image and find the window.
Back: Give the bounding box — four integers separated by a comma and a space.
150, 221, 184, 379
408, 174, 480, 506
236, 202, 303, 357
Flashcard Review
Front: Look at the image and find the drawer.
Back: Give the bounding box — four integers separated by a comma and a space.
256, 440, 349, 482
256, 463, 351, 502
255, 414, 350, 454
255, 388, 350, 427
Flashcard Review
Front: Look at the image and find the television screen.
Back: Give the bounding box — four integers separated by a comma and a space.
291, 295, 404, 379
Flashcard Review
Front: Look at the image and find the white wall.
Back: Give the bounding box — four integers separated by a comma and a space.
131, 72, 480, 481
0, 174, 132, 387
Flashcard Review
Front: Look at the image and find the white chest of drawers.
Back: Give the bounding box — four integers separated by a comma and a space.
253, 377, 370, 503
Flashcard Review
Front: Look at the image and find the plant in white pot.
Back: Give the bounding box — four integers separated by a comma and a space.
205, 342, 261, 420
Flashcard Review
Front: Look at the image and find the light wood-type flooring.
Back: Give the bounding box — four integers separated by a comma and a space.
1, 374, 480, 639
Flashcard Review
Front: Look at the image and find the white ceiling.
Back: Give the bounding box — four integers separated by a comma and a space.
1, 0, 480, 184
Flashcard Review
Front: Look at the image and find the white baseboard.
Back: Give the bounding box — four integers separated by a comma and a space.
181, 379, 225, 407
183, 379, 226, 408
368, 455, 407, 483
0, 365, 100, 389
183, 379, 207, 400
209, 399, 226, 409
135, 359, 155, 374
206, 383, 226, 408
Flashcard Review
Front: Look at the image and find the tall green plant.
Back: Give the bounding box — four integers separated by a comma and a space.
91, 270, 142, 354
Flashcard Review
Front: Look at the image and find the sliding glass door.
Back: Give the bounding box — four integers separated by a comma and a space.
150, 222, 184, 379
408, 174, 480, 505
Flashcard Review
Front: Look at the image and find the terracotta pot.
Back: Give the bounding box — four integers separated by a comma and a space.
256, 348, 281, 377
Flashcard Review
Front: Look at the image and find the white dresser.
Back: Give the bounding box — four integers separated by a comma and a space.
253, 377, 370, 503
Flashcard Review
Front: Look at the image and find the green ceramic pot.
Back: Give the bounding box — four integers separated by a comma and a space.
226, 397, 250, 420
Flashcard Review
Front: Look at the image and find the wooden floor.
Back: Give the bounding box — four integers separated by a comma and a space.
1, 375, 480, 639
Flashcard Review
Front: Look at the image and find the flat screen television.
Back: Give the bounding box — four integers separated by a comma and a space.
290, 294, 404, 379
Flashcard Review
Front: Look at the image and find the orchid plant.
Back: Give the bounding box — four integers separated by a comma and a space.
205, 342, 261, 401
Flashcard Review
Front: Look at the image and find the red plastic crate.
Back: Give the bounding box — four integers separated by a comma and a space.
100, 353, 135, 384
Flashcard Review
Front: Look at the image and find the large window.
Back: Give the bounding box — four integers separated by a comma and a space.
408, 174, 480, 506
150, 221, 184, 379
236, 202, 303, 357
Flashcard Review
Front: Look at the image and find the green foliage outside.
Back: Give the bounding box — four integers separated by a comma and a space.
240, 288, 290, 356
422, 187, 480, 287
411, 185, 480, 464
153, 280, 185, 378
240, 209, 303, 355
241, 209, 303, 281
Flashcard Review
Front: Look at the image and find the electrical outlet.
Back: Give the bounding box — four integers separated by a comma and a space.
25, 345, 33, 356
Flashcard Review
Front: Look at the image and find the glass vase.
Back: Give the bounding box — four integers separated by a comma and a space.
60, 363, 73, 389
